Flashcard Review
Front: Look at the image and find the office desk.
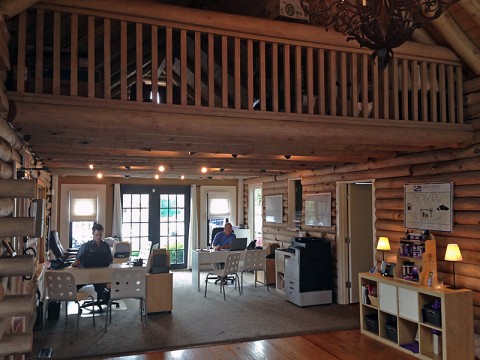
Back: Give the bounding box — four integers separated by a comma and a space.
62, 263, 134, 285
191, 250, 244, 292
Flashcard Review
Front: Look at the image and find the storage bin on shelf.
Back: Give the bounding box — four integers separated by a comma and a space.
368, 294, 378, 307
365, 314, 378, 334
385, 322, 398, 342
423, 302, 442, 327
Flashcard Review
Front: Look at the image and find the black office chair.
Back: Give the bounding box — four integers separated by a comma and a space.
48, 230, 78, 264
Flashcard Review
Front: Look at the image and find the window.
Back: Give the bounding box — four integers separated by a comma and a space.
121, 193, 149, 253
207, 192, 231, 245
69, 191, 98, 248
253, 187, 263, 245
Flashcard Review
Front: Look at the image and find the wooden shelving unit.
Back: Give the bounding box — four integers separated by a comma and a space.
394, 239, 437, 285
359, 272, 473, 360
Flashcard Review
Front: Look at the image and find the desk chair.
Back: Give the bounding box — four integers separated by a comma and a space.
43, 271, 95, 334
105, 268, 147, 333
205, 253, 241, 301
239, 249, 268, 294
48, 230, 78, 264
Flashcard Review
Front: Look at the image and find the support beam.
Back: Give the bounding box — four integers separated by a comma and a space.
432, 10, 480, 76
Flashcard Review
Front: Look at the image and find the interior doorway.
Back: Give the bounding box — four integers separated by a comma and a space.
337, 181, 375, 304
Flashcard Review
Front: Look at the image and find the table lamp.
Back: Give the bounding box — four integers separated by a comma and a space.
376, 236, 390, 262
444, 244, 463, 289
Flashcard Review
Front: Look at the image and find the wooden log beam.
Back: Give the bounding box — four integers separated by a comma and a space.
0, 218, 36, 237
0, 0, 39, 18
0, 119, 22, 151
0, 255, 34, 277
432, 10, 480, 76
0, 16, 9, 71
0, 179, 36, 198
10, 97, 472, 151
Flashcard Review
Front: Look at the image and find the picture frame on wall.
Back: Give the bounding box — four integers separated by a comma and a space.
265, 195, 283, 223
404, 183, 453, 232
304, 193, 331, 227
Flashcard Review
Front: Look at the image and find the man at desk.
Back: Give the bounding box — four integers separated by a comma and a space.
213, 222, 236, 250
72, 223, 113, 302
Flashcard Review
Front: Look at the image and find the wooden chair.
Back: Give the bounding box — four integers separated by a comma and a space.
204, 253, 241, 301
105, 268, 147, 332
43, 270, 95, 334
239, 249, 268, 294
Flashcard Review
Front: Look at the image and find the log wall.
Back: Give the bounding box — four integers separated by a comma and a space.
0, 10, 51, 357
244, 76, 480, 334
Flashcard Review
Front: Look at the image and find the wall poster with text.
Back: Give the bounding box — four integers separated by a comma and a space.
404, 183, 453, 232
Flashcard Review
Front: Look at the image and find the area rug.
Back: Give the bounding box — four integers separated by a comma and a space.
29, 270, 360, 359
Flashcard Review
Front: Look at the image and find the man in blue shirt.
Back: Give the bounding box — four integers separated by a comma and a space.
213, 222, 236, 250
73, 223, 113, 304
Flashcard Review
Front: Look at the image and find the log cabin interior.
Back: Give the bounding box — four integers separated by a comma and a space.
0, 0, 480, 358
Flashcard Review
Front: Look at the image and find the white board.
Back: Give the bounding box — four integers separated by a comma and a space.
404, 183, 453, 232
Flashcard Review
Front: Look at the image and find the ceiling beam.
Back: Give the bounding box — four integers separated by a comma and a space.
0, 0, 39, 18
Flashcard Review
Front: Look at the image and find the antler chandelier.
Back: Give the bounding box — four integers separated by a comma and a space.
300, 0, 457, 69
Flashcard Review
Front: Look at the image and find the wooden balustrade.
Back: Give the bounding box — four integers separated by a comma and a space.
7, 2, 464, 124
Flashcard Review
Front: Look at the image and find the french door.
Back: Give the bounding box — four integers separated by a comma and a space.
121, 185, 190, 269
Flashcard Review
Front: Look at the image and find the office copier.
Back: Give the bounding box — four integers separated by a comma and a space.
284, 237, 332, 307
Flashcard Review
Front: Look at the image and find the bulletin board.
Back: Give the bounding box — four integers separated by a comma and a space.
404, 183, 453, 232
265, 195, 283, 223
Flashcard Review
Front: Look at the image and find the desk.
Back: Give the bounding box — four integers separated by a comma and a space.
191, 250, 244, 292
63, 263, 134, 285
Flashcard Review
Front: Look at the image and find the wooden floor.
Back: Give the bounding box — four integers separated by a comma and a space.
100, 329, 417, 360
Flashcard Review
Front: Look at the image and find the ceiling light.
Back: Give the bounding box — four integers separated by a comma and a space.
232, 154, 238, 158
154, 174, 160, 180
301, 0, 456, 69
125, 165, 131, 170
188, 152, 196, 155
96, 173, 103, 179
220, 168, 225, 172
201, 167, 208, 173
158, 165, 165, 172
89, 164, 94, 170
284, 155, 291, 160
180, 175, 185, 180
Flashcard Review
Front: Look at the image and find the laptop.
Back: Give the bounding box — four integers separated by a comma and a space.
82, 251, 112, 268
229, 237, 247, 251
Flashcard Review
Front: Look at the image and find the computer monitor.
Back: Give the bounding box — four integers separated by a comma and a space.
82, 251, 112, 268
230, 237, 247, 251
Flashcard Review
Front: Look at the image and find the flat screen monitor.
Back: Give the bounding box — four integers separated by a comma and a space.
230, 237, 247, 251
82, 251, 112, 268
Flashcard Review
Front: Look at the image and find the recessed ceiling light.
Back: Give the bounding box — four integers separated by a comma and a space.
158, 165, 165, 172
96, 173, 103, 179
180, 175, 185, 180
154, 174, 160, 180
89, 164, 94, 169
201, 167, 208, 173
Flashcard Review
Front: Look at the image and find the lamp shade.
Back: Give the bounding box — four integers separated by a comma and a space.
376, 237, 390, 251
444, 244, 463, 262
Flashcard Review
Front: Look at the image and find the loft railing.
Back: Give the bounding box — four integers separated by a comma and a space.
8, 3, 463, 123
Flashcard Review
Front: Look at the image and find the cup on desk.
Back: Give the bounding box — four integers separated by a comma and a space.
434, 281, 444, 290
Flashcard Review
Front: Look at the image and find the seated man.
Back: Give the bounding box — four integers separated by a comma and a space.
72, 223, 113, 303
213, 222, 236, 250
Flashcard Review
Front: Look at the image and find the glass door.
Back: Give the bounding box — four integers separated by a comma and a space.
121, 185, 190, 269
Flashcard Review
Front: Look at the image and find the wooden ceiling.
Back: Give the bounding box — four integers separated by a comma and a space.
4, 0, 480, 179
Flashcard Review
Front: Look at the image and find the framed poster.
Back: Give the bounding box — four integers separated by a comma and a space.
265, 195, 283, 223
404, 183, 453, 232
304, 193, 332, 227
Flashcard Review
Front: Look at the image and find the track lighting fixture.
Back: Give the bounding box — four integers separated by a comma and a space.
188, 151, 197, 155
284, 155, 291, 160
220, 168, 225, 172
232, 154, 238, 158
